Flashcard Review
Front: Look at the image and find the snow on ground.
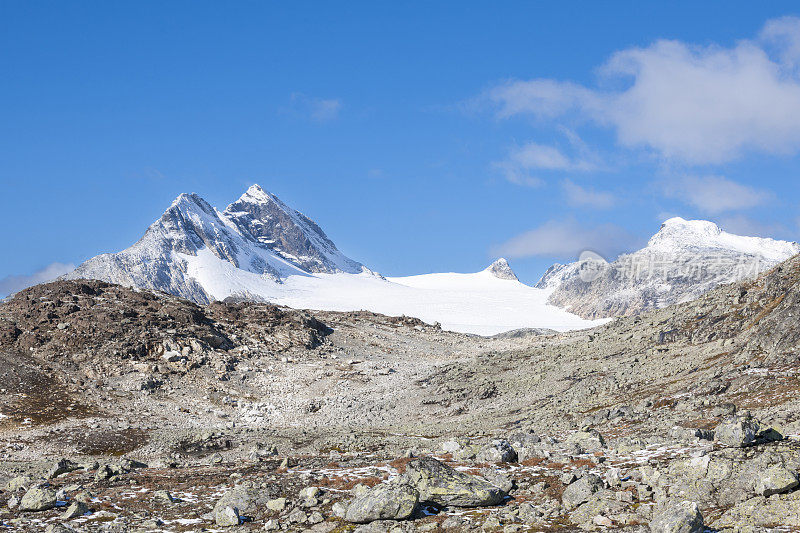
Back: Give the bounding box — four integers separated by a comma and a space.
180, 249, 607, 336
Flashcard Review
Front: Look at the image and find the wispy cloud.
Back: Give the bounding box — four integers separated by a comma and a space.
288, 93, 342, 122
494, 142, 594, 187
0, 262, 75, 298
562, 179, 616, 209
488, 16, 800, 165
492, 218, 640, 260
664, 175, 774, 214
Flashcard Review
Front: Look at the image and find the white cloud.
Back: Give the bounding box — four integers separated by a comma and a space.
664, 175, 773, 214
495, 142, 593, 187
0, 262, 75, 298
288, 93, 342, 122
489, 17, 800, 164
492, 218, 639, 260
562, 179, 616, 209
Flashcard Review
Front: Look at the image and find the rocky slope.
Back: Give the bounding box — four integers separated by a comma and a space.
539, 217, 800, 319
3, 252, 800, 530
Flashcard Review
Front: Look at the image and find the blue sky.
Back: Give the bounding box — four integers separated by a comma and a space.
3, 1, 800, 292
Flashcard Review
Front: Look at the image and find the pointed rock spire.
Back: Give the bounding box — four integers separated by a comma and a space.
486, 258, 518, 281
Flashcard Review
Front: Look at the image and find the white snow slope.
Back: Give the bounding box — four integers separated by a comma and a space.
181, 248, 605, 336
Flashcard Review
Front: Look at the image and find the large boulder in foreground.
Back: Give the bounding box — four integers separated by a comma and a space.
404, 457, 506, 507
345, 483, 419, 523
650, 501, 703, 533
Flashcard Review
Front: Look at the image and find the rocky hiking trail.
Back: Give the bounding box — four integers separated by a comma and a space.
4, 255, 800, 530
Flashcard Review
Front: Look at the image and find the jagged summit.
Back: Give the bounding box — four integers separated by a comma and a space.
485, 258, 518, 281
225, 184, 363, 274
66, 185, 362, 303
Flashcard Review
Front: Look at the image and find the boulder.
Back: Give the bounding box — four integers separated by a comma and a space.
152, 490, 178, 503
714, 414, 779, 448
19, 486, 58, 512
404, 456, 506, 507
476, 440, 517, 463
344, 483, 419, 523
46, 458, 79, 479
564, 429, 605, 452
61, 500, 89, 519
213, 482, 268, 519
215, 505, 240, 527
562, 474, 603, 510
6, 475, 31, 492
267, 497, 286, 511
650, 501, 703, 533
754, 464, 799, 497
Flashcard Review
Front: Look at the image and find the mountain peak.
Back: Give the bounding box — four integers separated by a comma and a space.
225, 186, 363, 274
486, 258, 518, 281
241, 184, 273, 202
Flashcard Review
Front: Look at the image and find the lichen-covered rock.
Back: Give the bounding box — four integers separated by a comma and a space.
215, 505, 240, 527
344, 483, 419, 523
61, 500, 89, 519
650, 501, 703, 533
19, 486, 58, 512
714, 493, 800, 528
213, 482, 269, 520
754, 464, 799, 497
714, 414, 776, 448
46, 458, 79, 479
564, 429, 605, 452
562, 474, 603, 510
405, 456, 506, 507
476, 439, 517, 463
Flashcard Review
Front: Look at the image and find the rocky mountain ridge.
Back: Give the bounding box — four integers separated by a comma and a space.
539, 217, 800, 319
65, 186, 364, 304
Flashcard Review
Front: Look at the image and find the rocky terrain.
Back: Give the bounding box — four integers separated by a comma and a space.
4, 253, 800, 530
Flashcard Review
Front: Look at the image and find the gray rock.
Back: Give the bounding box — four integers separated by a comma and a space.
564, 429, 605, 452
19, 486, 58, 512
215, 505, 240, 527
562, 474, 603, 510
61, 500, 89, 519
714, 414, 770, 447
213, 483, 267, 519
345, 483, 419, 523
404, 456, 506, 507
476, 439, 518, 463
649, 501, 703, 533
754, 464, 799, 497
47, 458, 79, 479
267, 497, 286, 511
152, 489, 178, 503
6, 475, 31, 492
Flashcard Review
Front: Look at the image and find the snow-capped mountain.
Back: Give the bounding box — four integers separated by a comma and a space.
539, 217, 800, 319
67, 186, 604, 335
66, 186, 363, 304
